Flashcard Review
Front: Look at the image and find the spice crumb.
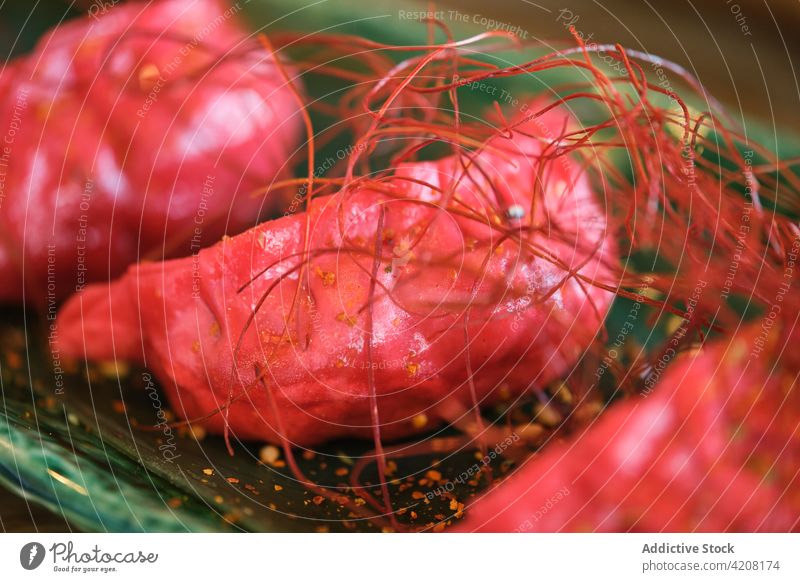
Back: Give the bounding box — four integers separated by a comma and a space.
426, 469, 442, 481
188, 424, 206, 441
411, 414, 428, 429
259, 445, 281, 465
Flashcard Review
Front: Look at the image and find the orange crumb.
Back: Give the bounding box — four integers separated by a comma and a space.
315, 266, 336, 287
188, 424, 206, 441
412, 414, 428, 429
336, 312, 357, 326
259, 445, 280, 465
138, 63, 160, 90
426, 469, 442, 481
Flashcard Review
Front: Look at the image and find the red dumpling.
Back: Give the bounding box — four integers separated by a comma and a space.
0, 0, 302, 302
57, 106, 615, 446
455, 323, 800, 532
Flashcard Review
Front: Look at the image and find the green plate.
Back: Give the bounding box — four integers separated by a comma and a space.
1, 308, 517, 532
